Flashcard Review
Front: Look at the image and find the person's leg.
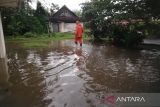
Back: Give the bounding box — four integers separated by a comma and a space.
75, 37, 78, 45
79, 37, 82, 47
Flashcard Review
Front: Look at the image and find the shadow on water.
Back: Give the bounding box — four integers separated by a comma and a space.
0, 40, 160, 107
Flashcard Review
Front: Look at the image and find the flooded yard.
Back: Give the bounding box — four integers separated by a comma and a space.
1, 40, 160, 107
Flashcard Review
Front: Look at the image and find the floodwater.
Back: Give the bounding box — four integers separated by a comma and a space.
0, 40, 160, 107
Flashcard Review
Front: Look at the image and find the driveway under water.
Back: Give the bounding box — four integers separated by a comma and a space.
0, 40, 160, 107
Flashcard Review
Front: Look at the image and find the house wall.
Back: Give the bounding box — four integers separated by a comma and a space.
50, 22, 83, 33
59, 22, 83, 33
59, 22, 65, 32
49, 22, 59, 32
53, 23, 59, 32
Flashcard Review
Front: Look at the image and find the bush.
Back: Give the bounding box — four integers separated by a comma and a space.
23, 32, 36, 38
112, 25, 144, 47
41, 33, 55, 37
112, 25, 127, 45
145, 23, 160, 38
125, 31, 144, 47
84, 29, 91, 37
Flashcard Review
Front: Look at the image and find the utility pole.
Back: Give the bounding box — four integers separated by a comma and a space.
0, 12, 6, 58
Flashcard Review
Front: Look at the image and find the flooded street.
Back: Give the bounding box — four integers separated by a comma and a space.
1, 40, 160, 107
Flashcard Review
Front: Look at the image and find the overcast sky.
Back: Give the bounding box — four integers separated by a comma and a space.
31, 0, 90, 11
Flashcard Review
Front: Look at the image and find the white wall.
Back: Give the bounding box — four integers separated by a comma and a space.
59, 22, 65, 32
51, 22, 83, 33
64, 23, 76, 32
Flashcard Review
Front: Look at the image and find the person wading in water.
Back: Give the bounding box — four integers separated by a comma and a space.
74, 21, 84, 47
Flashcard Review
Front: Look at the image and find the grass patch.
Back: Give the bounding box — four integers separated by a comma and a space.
6, 37, 51, 48
5, 32, 91, 48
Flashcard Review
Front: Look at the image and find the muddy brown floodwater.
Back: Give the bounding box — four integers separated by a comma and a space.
0, 40, 160, 107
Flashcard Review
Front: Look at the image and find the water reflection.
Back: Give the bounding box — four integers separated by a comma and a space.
0, 40, 160, 107
0, 57, 10, 101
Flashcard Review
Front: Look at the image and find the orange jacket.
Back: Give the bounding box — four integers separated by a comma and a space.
75, 24, 83, 38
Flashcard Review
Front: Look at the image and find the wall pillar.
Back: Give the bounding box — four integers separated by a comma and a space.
0, 12, 6, 58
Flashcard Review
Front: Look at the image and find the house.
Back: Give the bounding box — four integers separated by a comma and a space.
49, 5, 83, 33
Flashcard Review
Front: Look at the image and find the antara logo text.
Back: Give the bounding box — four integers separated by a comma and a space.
116, 96, 146, 102
105, 95, 146, 105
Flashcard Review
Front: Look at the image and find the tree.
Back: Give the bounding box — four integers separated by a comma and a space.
145, 0, 160, 19
34, 1, 49, 33
82, 0, 160, 33
81, 0, 148, 46
1, 0, 49, 36
50, 3, 59, 15
73, 10, 82, 17
81, 0, 115, 38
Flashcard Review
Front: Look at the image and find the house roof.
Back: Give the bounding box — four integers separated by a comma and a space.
49, 5, 80, 23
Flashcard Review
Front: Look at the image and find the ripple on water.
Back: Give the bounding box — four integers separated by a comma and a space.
2, 40, 160, 107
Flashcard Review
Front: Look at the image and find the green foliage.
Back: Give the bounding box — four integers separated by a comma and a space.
6, 11, 44, 36
73, 10, 82, 17
143, 23, 160, 38
112, 25, 144, 47
145, 0, 160, 19
84, 29, 91, 36
81, 0, 160, 47
23, 32, 36, 38
1, 0, 50, 36
125, 30, 144, 47
34, 1, 48, 33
